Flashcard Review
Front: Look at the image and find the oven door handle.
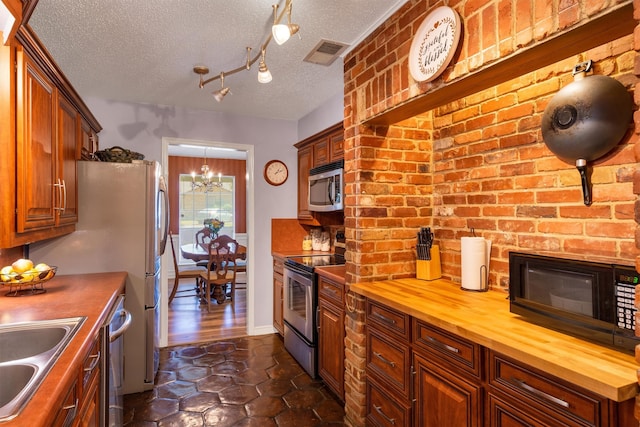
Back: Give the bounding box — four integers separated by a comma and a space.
110, 308, 133, 342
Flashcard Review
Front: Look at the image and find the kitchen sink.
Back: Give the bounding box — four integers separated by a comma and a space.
0, 317, 86, 421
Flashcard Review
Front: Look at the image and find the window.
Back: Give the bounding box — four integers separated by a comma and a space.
178, 174, 235, 260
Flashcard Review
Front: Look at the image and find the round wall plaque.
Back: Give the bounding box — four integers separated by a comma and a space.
409, 6, 462, 83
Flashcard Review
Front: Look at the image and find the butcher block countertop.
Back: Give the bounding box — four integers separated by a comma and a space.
0, 272, 126, 426
350, 277, 639, 402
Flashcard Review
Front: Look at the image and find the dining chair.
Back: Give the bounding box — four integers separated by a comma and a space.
194, 227, 215, 268
198, 235, 240, 311
168, 232, 205, 304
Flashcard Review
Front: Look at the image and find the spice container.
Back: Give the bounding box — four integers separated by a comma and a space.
302, 235, 312, 251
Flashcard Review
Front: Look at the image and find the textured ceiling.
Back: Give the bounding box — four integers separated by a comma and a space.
28, 0, 408, 122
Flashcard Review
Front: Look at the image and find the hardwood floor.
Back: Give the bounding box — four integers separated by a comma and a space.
167, 273, 247, 346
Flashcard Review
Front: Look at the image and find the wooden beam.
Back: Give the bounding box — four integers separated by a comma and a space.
365, 1, 635, 126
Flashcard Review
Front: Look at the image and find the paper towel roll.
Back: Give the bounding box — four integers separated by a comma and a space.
461, 237, 491, 291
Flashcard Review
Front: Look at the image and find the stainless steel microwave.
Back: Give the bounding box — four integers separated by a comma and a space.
308, 160, 343, 212
509, 252, 640, 352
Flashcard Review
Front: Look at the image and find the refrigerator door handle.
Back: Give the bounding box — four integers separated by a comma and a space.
158, 175, 169, 256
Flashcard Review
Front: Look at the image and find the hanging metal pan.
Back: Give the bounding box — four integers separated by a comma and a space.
541, 60, 633, 205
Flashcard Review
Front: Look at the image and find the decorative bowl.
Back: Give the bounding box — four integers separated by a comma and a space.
0, 267, 57, 296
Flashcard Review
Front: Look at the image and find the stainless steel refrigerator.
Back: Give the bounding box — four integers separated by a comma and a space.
30, 160, 169, 396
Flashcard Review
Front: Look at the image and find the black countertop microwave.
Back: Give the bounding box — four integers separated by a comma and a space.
509, 252, 640, 352
308, 160, 343, 212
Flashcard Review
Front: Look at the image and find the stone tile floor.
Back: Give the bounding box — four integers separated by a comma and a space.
124, 334, 346, 426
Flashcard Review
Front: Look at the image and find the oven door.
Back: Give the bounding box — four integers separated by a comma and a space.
283, 264, 315, 343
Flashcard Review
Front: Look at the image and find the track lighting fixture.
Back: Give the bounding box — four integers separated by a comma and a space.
193, 0, 298, 101
272, 2, 299, 45
212, 73, 230, 102
258, 48, 272, 84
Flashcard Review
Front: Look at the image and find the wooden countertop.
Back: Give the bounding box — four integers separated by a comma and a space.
0, 272, 127, 426
350, 278, 639, 402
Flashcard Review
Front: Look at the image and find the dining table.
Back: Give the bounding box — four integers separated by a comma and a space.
179, 243, 247, 304
180, 243, 247, 262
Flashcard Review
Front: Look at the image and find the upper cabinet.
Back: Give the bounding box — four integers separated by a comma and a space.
0, 21, 101, 248
294, 122, 344, 223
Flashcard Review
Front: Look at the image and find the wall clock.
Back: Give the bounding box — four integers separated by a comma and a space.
409, 6, 462, 83
264, 160, 288, 186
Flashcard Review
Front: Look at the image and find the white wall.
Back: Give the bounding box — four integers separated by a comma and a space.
297, 91, 344, 141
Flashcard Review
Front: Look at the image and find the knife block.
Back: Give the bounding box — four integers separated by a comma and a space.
417, 245, 442, 281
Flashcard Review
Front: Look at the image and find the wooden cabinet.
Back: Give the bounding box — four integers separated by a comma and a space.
413, 321, 483, 427
80, 118, 98, 161
15, 50, 79, 232
76, 334, 101, 427
51, 333, 101, 427
294, 122, 344, 222
16, 49, 59, 233
365, 300, 412, 427
362, 297, 635, 427
273, 256, 284, 336
296, 146, 314, 221
0, 26, 101, 248
317, 274, 345, 400
51, 381, 78, 427
487, 351, 613, 427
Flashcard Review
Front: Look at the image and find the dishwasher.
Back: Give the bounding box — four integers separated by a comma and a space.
101, 295, 131, 427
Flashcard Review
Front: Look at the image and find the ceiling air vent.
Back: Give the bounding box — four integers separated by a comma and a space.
303, 39, 349, 66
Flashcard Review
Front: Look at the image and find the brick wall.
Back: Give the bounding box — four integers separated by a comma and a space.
341, 1, 639, 425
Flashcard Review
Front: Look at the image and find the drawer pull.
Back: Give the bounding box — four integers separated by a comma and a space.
373, 351, 396, 368
325, 287, 339, 297
373, 404, 396, 425
373, 311, 397, 325
426, 335, 460, 354
512, 378, 570, 408
84, 351, 101, 373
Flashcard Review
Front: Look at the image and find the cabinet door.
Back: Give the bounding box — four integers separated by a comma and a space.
413, 353, 482, 427
273, 257, 284, 335
313, 138, 329, 167
16, 51, 57, 232
57, 95, 79, 225
80, 118, 97, 160
273, 273, 284, 335
329, 130, 344, 162
318, 298, 344, 399
297, 146, 313, 220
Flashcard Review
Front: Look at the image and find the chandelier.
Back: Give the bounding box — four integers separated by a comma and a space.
193, 0, 300, 102
191, 148, 222, 192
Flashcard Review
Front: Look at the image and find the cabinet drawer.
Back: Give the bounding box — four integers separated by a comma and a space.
318, 276, 343, 305
366, 300, 410, 341
413, 319, 482, 379
81, 335, 101, 393
489, 352, 605, 426
366, 328, 411, 398
366, 377, 411, 427
273, 259, 284, 275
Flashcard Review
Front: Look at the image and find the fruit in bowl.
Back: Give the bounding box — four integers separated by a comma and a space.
0, 259, 56, 284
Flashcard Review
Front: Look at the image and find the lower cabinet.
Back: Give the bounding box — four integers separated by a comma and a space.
272, 256, 284, 336
51, 333, 101, 427
317, 274, 345, 400
363, 298, 635, 427
413, 353, 482, 427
